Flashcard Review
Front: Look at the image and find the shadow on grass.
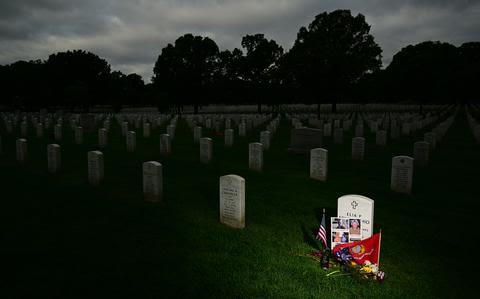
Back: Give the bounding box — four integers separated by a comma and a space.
300, 221, 320, 251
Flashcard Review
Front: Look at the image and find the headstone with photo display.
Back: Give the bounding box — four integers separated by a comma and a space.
337, 194, 374, 240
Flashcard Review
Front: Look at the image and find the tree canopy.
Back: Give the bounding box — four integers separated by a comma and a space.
153, 34, 219, 113
1, 9, 479, 112
281, 10, 382, 110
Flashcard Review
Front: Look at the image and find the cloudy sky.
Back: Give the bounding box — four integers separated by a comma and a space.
1, 0, 479, 82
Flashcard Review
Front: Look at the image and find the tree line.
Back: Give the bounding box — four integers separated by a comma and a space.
0, 10, 478, 113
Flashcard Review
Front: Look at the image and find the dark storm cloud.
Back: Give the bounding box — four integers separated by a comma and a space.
1, 0, 479, 82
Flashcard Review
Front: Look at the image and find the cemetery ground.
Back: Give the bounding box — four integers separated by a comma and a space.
1, 112, 477, 298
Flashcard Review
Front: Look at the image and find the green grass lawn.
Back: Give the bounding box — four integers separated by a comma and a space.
1, 109, 478, 298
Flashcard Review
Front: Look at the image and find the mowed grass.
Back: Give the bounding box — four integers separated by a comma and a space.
1, 109, 478, 298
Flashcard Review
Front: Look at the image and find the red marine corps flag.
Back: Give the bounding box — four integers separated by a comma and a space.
332, 232, 382, 265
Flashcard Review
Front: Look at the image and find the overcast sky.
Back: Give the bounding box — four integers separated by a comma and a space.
1, 0, 479, 82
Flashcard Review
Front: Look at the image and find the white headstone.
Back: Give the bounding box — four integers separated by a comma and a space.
352, 137, 365, 160
75, 126, 84, 144
88, 151, 104, 186
194, 126, 202, 143
16, 138, 27, 164
126, 131, 136, 152
36, 123, 44, 139
160, 133, 171, 156
47, 144, 61, 173
248, 142, 263, 172
143, 123, 151, 138
310, 148, 328, 181
337, 194, 374, 239
143, 161, 163, 202
376, 130, 387, 146
200, 137, 212, 164
260, 131, 271, 150
98, 128, 108, 148
391, 156, 414, 194
413, 141, 430, 166
225, 129, 234, 147
54, 124, 62, 141
219, 174, 245, 229
239, 123, 246, 137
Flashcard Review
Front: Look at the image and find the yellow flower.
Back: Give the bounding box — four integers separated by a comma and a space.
360, 266, 372, 273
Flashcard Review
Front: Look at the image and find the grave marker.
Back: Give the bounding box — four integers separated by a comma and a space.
143, 161, 163, 202
47, 144, 61, 173
88, 151, 104, 186
337, 194, 374, 239
391, 156, 414, 194
219, 174, 245, 229
248, 143, 263, 172
310, 148, 328, 181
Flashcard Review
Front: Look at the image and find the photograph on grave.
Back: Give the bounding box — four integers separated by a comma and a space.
331, 217, 348, 230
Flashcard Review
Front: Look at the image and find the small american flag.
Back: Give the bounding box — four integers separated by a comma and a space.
316, 209, 328, 249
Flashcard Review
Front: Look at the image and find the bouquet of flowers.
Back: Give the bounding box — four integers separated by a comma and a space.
331, 247, 386, 282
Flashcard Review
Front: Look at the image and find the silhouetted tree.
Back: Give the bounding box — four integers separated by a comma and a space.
0, 60, 48, 110
241, 34, 283, 113
384, 41, 458, 109
282, 10, 382, 115
214, 48, 245, 105
45, 50, 112, 111
152, 33, 219, 114
456, 42, 480, 103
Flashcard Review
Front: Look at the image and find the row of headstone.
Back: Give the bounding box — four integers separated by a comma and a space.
466, 106, 480, 142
